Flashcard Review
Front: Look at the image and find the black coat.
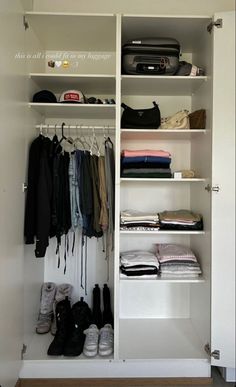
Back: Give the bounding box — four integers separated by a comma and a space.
24, 135, 53, 257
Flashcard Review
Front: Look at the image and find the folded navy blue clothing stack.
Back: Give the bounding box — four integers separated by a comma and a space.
121, 149, 172, 178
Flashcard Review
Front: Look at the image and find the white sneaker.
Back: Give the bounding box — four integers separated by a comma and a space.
99, 324, 114, 356
83, 324, 99, 357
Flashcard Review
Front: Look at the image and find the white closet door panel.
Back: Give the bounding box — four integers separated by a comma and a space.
0, 1, 27, 386
211, 11, 235, 368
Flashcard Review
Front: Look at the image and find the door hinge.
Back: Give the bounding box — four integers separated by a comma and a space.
207, 18, 223, 33
21, 343, 27, 360
22, 183, 28, 193
205, 184, 220, 193
204, 343, 220, 360
23, 15, 29, 30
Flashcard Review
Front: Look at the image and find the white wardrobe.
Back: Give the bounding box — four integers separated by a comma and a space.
0, 1, 235, 386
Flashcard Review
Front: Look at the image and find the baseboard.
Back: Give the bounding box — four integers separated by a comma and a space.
20, 377, 213, 386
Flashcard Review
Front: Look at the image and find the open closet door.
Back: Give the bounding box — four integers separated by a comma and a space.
0, 1, 27, 386
211, 11, 235, 368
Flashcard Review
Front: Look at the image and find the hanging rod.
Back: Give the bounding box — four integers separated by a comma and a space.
35, 124, 115, 130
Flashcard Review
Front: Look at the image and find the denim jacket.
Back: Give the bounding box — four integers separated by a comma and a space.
69, 154, 82, 230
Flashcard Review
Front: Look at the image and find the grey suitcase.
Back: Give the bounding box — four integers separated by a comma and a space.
122, 37, 180, 75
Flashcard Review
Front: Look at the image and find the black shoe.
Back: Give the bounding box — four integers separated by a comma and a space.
87, 96, 96, 104
47, 298, 71, 356
92, 284, 102, 329
103, 284, 113, 327
63, 297, 92, 357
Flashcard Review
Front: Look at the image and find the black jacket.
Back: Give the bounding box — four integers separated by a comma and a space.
53, 150, 71, 243
24, 135, 53, 257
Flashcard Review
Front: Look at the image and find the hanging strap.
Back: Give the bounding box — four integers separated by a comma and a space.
67, 234, 69, 254
80, 233, 84, 290
71, 231, 75, 256
102, 234, 105, 253
85, 236, 88, 296
63, 234, 67, 274
56, 237, 61, 269
105, 231, 110, 283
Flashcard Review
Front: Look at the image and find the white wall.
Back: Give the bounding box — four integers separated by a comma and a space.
21, 0, 33, 11
32, 0, 235, 14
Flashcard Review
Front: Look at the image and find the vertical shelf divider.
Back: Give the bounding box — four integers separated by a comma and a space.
114, 13, 122, 361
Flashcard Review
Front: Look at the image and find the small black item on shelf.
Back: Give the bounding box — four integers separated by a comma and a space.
175, 61, 205, 76
87, 97, 116, 105
87, 96, 97, 104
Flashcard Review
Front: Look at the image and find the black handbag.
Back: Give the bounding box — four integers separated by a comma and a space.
121, 101, 161, 129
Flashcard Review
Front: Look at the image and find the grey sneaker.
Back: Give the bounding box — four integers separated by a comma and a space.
51, 283, 73, 335
98, 324, 114, 356
83, 324, 99, 357
36, 282, 56, 334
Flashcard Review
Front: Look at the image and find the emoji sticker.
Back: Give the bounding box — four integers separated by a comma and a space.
63, 61, 69, 69
55, 61, 62, 68
48, 60, 55, 68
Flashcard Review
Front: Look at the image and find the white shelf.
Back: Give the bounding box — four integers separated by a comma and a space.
30, 73, 116, 94
24, 332, 113, 361
120, 276, 206, 283
121, 75, 208, 96
120, 230, 205, 235
25, 12, 115, 16
28, 103, 116, 119
120, 178, 206, 182
25, 12, 116, 51
119, 318, 208, 360
121, 129, 207, 140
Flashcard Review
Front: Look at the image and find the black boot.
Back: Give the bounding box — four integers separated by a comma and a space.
63, 297, 92, 356
47, 298, 71, 356
102, 284, 113, 327
92, 284, 102, 329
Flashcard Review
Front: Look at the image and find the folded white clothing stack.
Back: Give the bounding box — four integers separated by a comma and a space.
120, 250, 159, 278
156, 243, 202, 278
120, 210, 159, 231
